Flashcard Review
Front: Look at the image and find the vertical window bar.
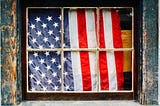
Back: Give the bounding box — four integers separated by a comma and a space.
26, 8, 29, 92
96, 8, 100, 92
131, 8, 134, 91
61, 8, 64, 92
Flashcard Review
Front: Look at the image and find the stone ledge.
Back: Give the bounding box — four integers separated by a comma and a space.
15, 100, 141, 106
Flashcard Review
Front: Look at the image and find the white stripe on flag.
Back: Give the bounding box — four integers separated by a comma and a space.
69, 10, 83, 91
85, 10, 97, 91
103, 10, 117, 90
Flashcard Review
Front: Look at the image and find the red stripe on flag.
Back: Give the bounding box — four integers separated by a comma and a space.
111, 10, 124, 90
99, 10, 109, 90
77, 9, 92, 91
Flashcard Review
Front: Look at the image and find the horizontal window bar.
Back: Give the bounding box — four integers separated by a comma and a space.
99, 48, 134, 51
27, 48, 133, 52
27, 90, 133, 93
27, 7, 133, 9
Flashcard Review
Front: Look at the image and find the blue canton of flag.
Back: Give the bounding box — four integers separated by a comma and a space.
28, 9, 61, 49
28, 51, 61, 91
28, 9, 63, 91
28, 9, 75, 92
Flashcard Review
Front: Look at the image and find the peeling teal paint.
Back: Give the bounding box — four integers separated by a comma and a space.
0, 0, 1, 105
1, 0, 20, 105
16, 0, 22, 104
141, 0, 158, 104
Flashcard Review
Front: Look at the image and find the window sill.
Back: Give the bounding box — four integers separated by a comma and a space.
18, 100, 141, 106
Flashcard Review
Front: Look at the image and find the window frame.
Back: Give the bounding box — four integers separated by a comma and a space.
21, 0, 138, 100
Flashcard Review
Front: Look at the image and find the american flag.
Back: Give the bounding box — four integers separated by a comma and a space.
27, 8, 124, 92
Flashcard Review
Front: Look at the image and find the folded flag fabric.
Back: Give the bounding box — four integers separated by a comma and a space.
27, 8, 124, 92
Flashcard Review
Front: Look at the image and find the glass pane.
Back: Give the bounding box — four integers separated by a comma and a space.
99, 8, 132, 49
98, 8, 133, 91
63, 8, 97, 49
121, 30, 132, 49
28, 8, 61, 49
63, 52, 97, 91
99, 51, 132, 91
28, 51, 61, 91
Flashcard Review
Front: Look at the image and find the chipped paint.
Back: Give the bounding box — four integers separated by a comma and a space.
141, 0, 158, 104
159, 0, 160, 104
1, 0, 18, 105
0, 0, 1, 104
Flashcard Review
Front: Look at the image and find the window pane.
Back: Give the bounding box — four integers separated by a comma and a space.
63, 52, 97, 91
28, 51, 61, 91
124, 72, 132, 90
64, 8, 97, 49
99, 51, 124, 90
123, 51, 132, 72
99, 51, 132, 91
28, 8, 61, 49
121, 30, 132, 72
99, 9, 122, 49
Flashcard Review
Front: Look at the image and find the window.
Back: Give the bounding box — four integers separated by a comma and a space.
22, 1, 136, 100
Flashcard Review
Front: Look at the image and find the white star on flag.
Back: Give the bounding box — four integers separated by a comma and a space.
40, 59, 45, 64
57, 64, 61, 70
31, 87, 35, 91
51, 58, 56, 63
29, 60, 33, 65
46, 65, 51, 71
56, 51, 61, 55
45, 51, 50, 56
32, 38, 37, 43
33, 52, 38, 57
52, 72, 57, 77
34, 66, 40, 71
38, 45, 43, 49
41, 73, 46, 78
36, 80, 41, 85
29, 74, 34, 79
65, 85, 70, 90
49, 44, 54, 49
43, 86, 47, 91
55, 36, 60, 42
48, 30, 53, 35
42, 23, 47, 29
58, 15, 61, 20
47, 79, 52, 84
64, 72, 68, 76
54, 86, 58, 91
30, 24, 35, 29
53, 22, 58, 28
47, 16, 52, 21
43, 37, 48, 42
35, 17, 41, 22
36, 31, 42, 36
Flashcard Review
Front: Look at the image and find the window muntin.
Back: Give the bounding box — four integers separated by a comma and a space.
26, 7, 134, 93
